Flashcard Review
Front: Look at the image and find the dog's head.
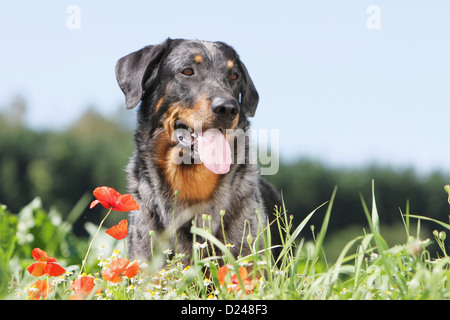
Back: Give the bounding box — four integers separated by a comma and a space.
116, 38, 259, 117
116, 39, 259, 199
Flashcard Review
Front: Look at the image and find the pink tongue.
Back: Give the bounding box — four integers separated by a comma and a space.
197, 129, 232, 174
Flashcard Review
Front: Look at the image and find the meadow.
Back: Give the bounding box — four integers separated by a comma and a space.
1, 182, 449, 301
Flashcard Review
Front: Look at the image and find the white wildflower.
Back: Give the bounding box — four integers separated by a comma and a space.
203, 278, 212, 287
193, 241, 208, 250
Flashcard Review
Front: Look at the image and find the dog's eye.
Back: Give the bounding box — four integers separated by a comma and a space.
181, 68, 194, 76
231, 73, 238, 80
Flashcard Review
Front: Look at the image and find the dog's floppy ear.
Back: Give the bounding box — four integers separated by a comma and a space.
116, 38, 172, 110
238, 60, 259, 118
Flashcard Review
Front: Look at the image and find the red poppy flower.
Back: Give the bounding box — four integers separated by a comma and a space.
26, 248, 65, 277
71, 276, 95, 296
90, 186, 140, 211
123, 260, 139, 278
106, 219, 128, 240
217, 265, 230, 286
102, 258, 140, 283
216, 265, 258, 294
27, 280, 52, 300
69, 275, 101, 300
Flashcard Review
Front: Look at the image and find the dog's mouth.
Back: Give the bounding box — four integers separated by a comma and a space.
174, 120, 198, 147
173, 120, 232, 174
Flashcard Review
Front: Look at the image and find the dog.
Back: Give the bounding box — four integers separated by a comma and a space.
115, 38, 282, 264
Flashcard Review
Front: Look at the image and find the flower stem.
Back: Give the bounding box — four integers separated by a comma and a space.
80, 208, 112, 275
44, 275, 50, 300
220, 210, 227, 245
123, 238, 127, 258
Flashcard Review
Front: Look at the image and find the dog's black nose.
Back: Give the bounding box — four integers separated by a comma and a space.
210, 97, 240, 120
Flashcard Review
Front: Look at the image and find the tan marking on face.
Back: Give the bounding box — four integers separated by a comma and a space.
194, 55, 203, 64
231, 113, 239, 130
154, 97, 165, 114
227, 60, 234, 69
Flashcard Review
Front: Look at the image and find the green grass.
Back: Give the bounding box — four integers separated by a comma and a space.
1, 181, 449, 300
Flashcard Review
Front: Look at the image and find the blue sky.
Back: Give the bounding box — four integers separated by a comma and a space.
1, 1, 449, 174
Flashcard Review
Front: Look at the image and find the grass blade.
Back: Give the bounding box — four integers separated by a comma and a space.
407, 214, 450, 230
308, 187, 338, 275
314, 187, 338, 260
275, 201, 327, 265
371, 180, 380, 234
